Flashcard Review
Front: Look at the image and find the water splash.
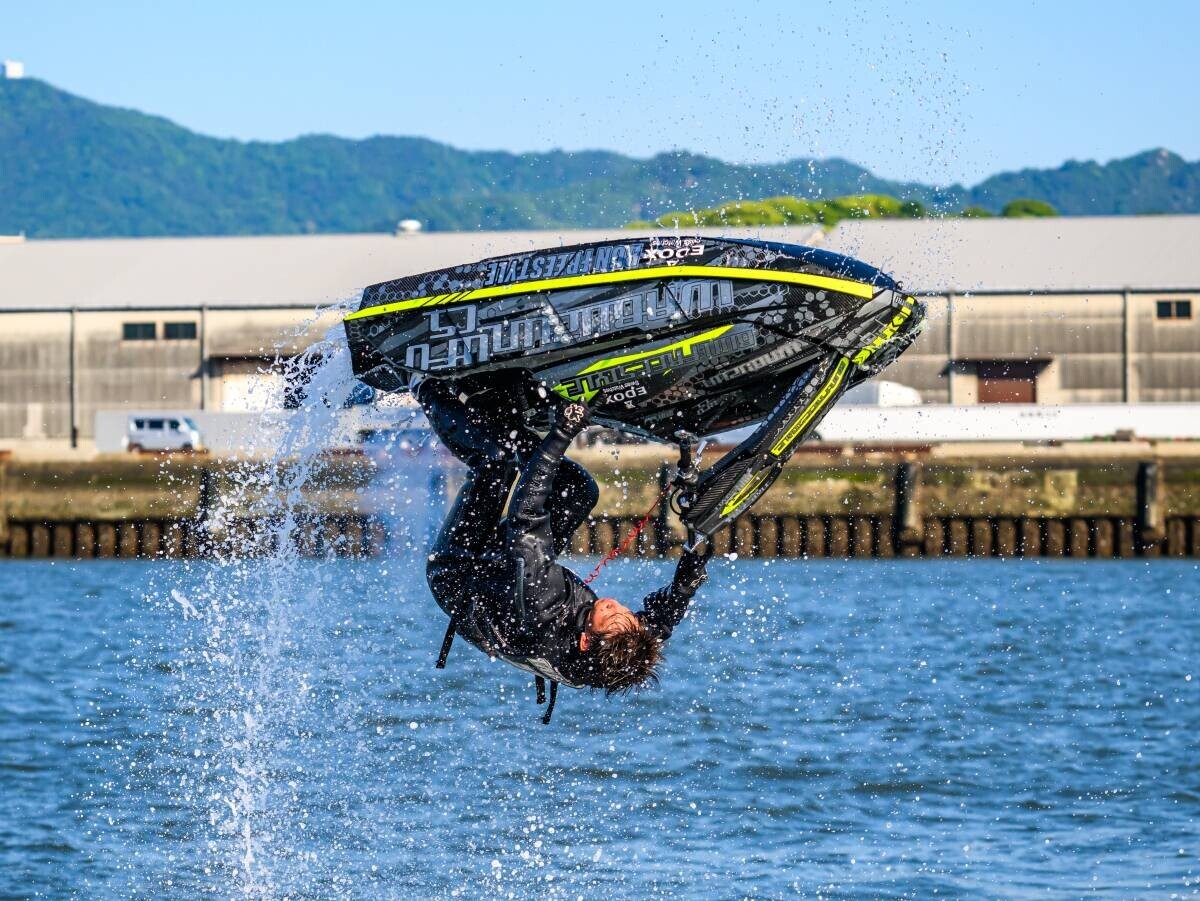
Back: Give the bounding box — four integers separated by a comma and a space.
141, 299, 446, 896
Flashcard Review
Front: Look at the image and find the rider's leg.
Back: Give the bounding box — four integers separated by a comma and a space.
418, 374, 596, 556
544, 458, 599, 557
430, 461, 514, 560
417, 379, 524, 575
426, 458, 515, 623
414, 379, 515, 470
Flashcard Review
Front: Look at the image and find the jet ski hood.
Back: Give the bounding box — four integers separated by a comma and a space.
344, 235, 914, 442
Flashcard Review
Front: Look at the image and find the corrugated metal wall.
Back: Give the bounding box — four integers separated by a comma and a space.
0, 313, 72, 439
0, 308, 339, 440
0, 293, 1197, 441
1134, 294, 1200, 401
882, 296, 949, 402
953, 294, 1126, 403
77, 336, 198, 439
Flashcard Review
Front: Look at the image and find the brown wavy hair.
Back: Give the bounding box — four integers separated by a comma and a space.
589, 624, 663, 696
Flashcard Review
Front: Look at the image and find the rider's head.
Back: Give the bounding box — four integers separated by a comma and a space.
579, 598, 662, 694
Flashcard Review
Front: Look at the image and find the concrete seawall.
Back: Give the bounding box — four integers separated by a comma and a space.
2, 444, 1199, 560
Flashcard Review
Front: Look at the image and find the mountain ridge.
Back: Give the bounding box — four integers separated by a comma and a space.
2, 78, 1197, 238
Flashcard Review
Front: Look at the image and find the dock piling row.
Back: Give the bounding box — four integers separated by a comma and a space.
0, 458, 1197, 560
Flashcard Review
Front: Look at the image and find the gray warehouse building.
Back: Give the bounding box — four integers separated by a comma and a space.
0, 217, 1197, 451
832, 216, 1200, 406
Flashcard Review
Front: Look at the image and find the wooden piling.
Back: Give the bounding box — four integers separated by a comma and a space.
594, 519, 617, 555
971, 519, 993, 557
780, 516, 802, 557
52, 523, 74, 557
995, 519, 1018, 557
1093, 519, 1115, 558
1116, 518, 1136, 558
757, 516, 779, 558
851, 516, 873, 558
31, 524, 50, 557
828, 517, 850, 557
947, 519, 969, 557
1019, 518, 1041, 557
923, 518, 945, 557
118, 523, 139, 558
1068, 518, 1090, 557
1044, 519, 1066, 556
804, 516, 826, 558
1167, 518, 1187, 557
76, 522, 96, 559
8, 523, 29, 557
10, 510, 1200, 560
97, 523, 117, 558
876, 515, 895, 558
142, 521, 163, 558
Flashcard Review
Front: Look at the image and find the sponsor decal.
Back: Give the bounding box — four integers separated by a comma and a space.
552, 325, 743, 403
480, 242, 647, 288
403, 280, 735, 373
851, 302, 914, 366
720, 469, 773, 517
640, 238, 706, 265
769, 356, 851, 457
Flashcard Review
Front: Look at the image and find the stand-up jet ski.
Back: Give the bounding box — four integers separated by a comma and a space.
345, 236, 925, 543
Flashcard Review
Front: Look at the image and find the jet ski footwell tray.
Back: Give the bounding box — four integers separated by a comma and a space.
345, 236, 925, 541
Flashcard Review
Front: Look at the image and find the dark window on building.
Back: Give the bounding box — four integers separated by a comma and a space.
123, 322, 156, 341
164, 321, 197, 340
1156, 300, 1193, 320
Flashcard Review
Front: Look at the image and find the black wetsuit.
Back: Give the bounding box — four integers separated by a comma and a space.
421, 388, 710, 691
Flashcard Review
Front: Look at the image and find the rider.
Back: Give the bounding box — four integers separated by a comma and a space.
415, 379, 712, 721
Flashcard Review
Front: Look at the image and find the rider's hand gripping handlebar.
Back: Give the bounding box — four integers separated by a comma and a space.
671, 430, 709, 552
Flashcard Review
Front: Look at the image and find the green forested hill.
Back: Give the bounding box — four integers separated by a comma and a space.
1, 78, 1197, 238
969, 148, 1200, 216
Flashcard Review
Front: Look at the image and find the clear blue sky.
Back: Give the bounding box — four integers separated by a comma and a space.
7, 0, 1199, 186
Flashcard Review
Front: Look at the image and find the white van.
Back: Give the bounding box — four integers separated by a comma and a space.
125, 415, 203, 452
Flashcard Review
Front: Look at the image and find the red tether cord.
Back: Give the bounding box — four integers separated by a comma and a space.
582, 481, 674, 586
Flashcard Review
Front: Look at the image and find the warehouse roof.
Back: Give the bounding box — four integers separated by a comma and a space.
0, 227, 822, 311
822, 215, 1200, 294
0, 216, 1197, 311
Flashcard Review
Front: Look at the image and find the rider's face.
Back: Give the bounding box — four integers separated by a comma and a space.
580, 597, 638, 651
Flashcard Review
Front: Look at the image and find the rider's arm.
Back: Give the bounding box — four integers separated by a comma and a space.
638, 547, 712, 641
507, 403, 590, 629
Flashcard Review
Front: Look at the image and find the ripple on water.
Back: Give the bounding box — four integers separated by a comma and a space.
1, 558, 1199, 898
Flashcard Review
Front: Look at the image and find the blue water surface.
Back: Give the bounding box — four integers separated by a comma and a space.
1, 557, 1197, 899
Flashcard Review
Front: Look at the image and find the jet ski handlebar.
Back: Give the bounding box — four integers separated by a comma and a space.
672, 430, 705, 485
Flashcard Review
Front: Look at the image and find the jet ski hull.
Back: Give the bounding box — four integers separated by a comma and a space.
345, 236, 924, 441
